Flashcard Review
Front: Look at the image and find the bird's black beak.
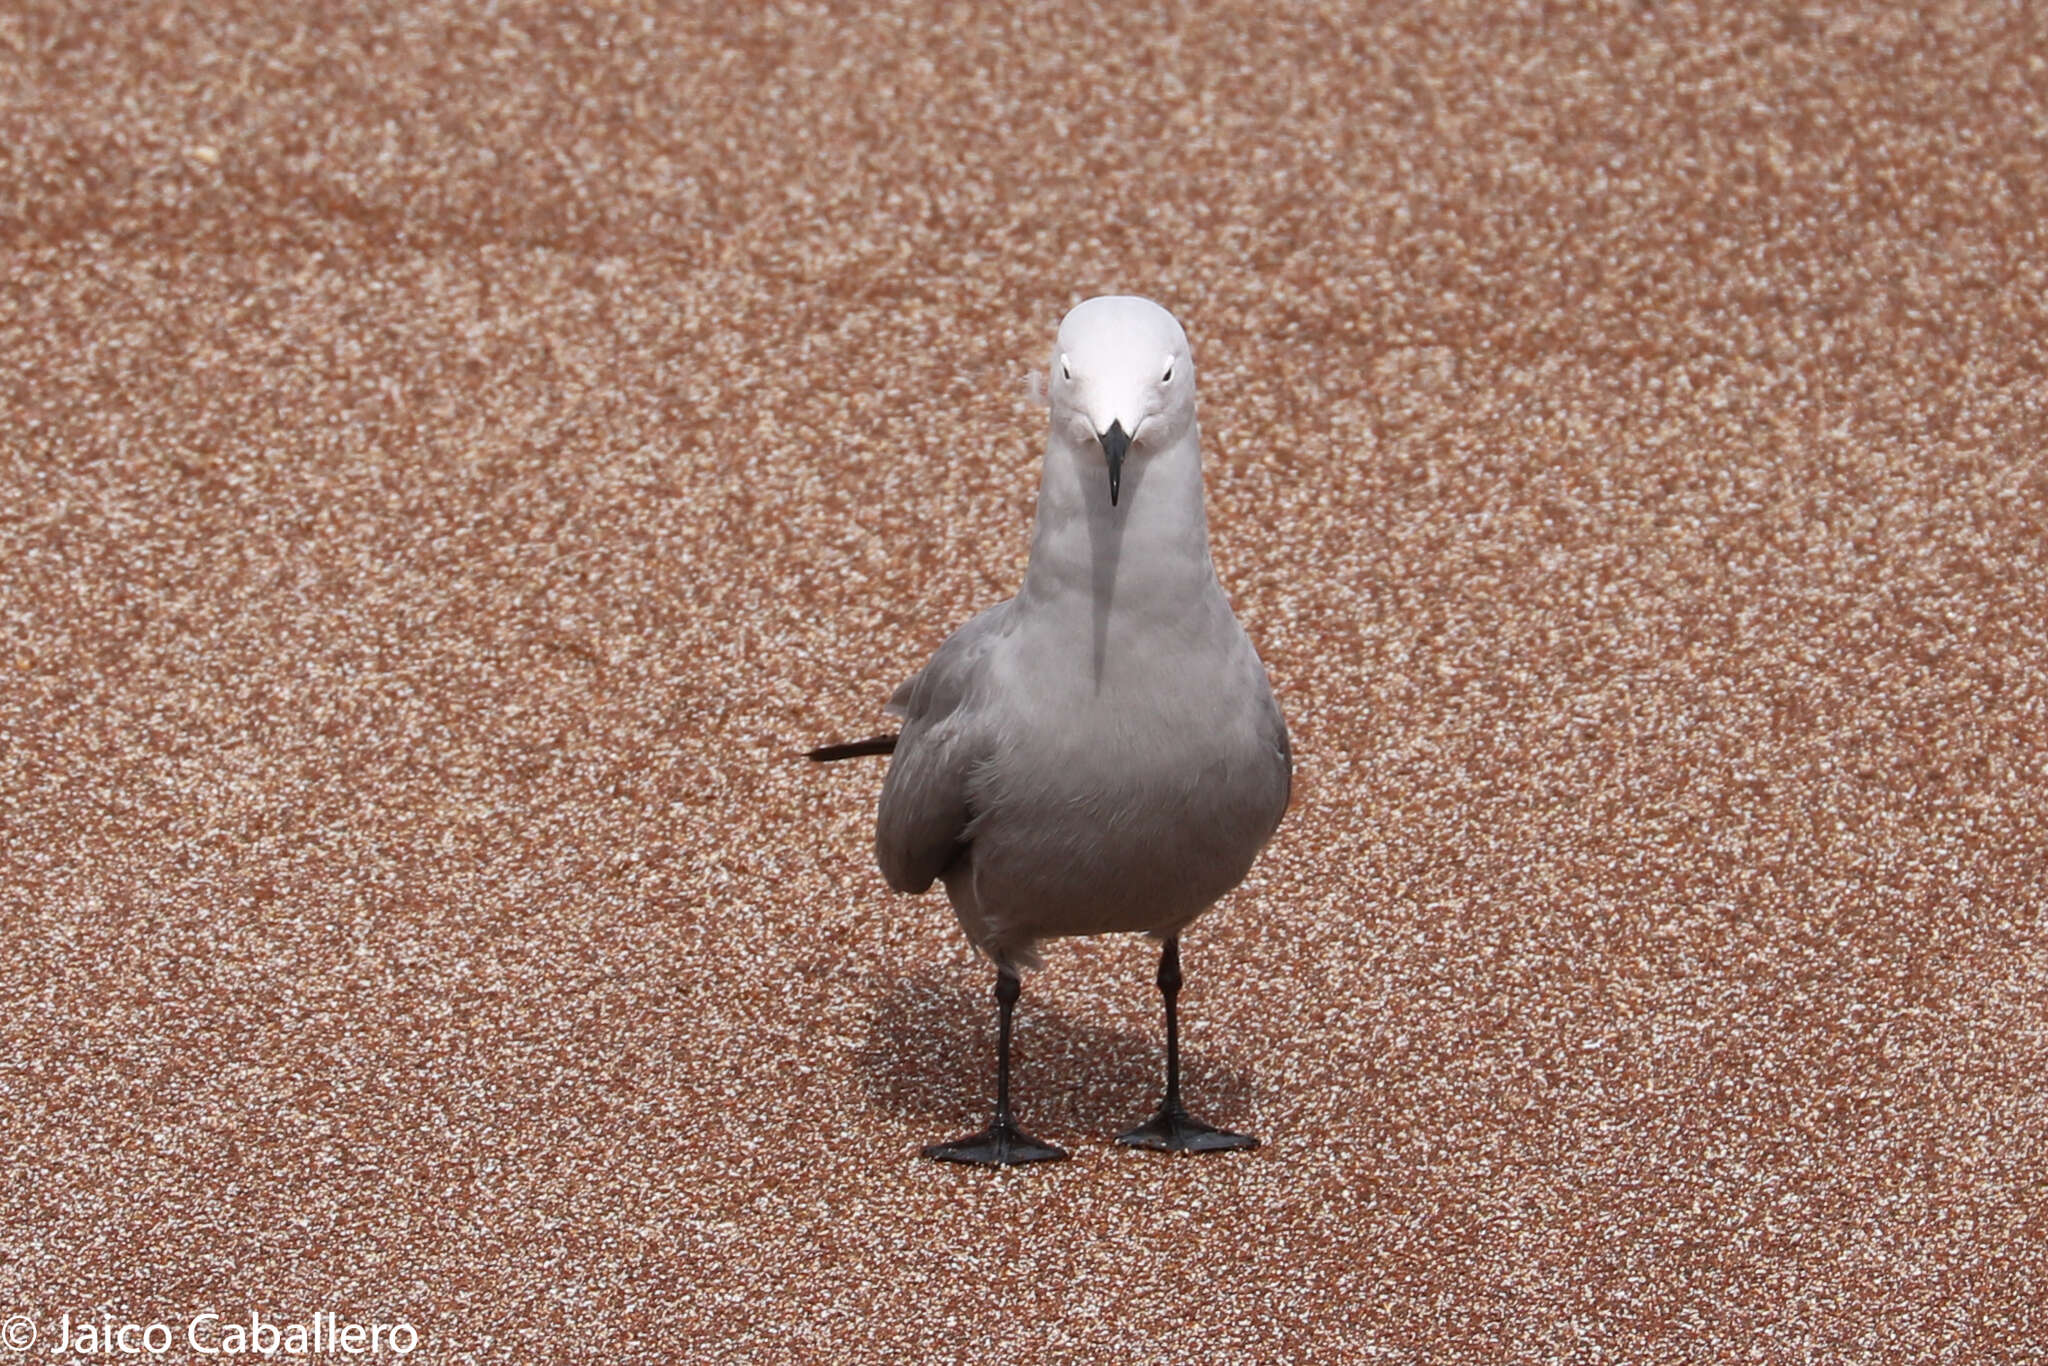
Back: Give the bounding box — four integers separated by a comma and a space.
1098, 421, 1130, 507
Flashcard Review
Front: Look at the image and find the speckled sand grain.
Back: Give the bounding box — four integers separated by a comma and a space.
3, 2, 2045, 1361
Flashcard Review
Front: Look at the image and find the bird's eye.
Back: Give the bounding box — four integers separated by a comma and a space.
1059, 353, 1072, 382
1161, 356, 1176, 384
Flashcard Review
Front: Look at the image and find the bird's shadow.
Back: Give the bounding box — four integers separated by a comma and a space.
852, 966, 1261, 1140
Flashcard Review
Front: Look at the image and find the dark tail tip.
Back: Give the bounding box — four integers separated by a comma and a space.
807, 734, 899, 762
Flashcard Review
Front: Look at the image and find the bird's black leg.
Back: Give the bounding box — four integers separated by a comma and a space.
923, 966, 1068, 1166
1118, 938, 1259, 1153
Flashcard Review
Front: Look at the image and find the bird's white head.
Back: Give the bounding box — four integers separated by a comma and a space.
1048, 296, 1196, 507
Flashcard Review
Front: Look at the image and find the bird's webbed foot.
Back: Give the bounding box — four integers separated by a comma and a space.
1116, 1104, 1259, 1153
924, 1117, 1069, 1166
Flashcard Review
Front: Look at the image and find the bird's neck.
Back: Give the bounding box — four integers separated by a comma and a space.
1018, 426, 1219, 610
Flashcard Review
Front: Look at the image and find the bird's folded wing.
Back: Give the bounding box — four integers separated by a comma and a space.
876, 601, 1010, 894
1266, 693, 1294, 815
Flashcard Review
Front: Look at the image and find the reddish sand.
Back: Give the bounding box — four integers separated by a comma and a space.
4, 2, 2044, 1360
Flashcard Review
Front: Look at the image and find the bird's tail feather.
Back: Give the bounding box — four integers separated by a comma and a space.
807, 734, 898, 761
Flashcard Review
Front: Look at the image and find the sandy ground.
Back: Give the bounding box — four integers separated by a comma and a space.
4, 1, 2045, 1361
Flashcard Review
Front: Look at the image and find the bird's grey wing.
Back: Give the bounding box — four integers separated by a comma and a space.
1243, 642, 1294, 826
875, 601, 1010, 894
1267, 688, 1294, 814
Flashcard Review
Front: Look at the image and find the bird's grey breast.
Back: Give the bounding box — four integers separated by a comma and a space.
959, 605, 1289, 935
